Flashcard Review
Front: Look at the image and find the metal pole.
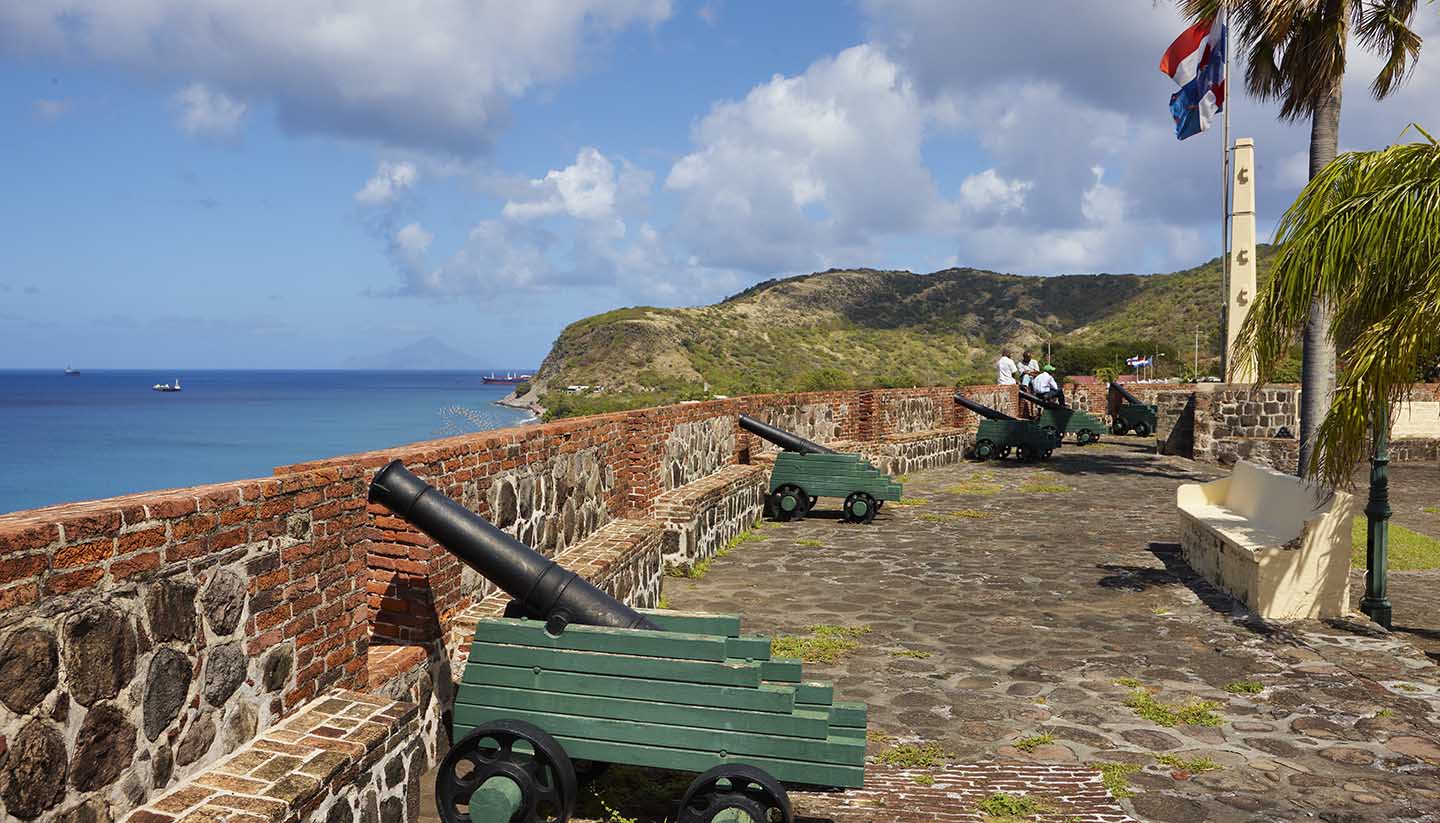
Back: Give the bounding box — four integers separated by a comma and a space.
1194, 327, 1200, 381
1220, 7, 1232, 380
1360, 399, 1393, 628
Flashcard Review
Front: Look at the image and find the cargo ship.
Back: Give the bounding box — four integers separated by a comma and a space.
481, 372, 534, 385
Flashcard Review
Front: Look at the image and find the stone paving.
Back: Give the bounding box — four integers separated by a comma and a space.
421, 444, 1440, 822
653, 442, 1440, 822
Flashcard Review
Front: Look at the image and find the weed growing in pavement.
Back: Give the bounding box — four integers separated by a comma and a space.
1155, 754, 1220, 773
1018, 482, 1071, 494
771, 624, 871, 664
876, 742, 947, 768
975, 791, 1051, 820
794, 539, 824, 548
1124, 689, 1224, 727
1113, 677, 1144, 688
1223, 680, 1263, 695
911, 773, 935, 786
1092, 762, 1141, 798
1012, 733, 1054, 753
890, 648, 932, 659
898, 497, 930, 506
920, 509, 988, 522
944, 482, 1002, 496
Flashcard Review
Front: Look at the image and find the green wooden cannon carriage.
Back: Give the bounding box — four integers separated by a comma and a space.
955, 394, 1060, 461
741, 415, 901, 524
368, 461, 867, 823
1108, 381, 1158, 437
1019, 389, 1104, 446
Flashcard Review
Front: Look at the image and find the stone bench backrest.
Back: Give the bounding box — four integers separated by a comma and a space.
1222, 460, 1333, 538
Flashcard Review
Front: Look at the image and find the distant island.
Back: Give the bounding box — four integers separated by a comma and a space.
342, 336, 486, 370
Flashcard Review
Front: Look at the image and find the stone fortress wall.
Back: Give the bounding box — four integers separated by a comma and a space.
1, 379, 1435, 823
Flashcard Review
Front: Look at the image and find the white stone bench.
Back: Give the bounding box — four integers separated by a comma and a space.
1177, 460, 1353, 619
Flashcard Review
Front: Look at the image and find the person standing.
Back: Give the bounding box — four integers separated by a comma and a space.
997, 351, 1018, 385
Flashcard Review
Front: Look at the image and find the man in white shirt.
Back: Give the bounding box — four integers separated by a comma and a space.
1018, 350, 1041, 388
1032, 366, 1063, 404
996, 351, 1018, 385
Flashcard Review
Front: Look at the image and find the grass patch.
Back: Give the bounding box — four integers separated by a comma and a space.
1376, 708, 1394, 718
1155, 754, 1220, 773
1113, 677, 1144, 689
897, 497, 930, 506
866, 729, 894, 745
1350, 518, 1440, 571
912, 773, 935, 786
1031, 696, 1048, 705
890, 648, 932, 659
1423, 506, 1439, 514
1017, 482, 1072, 494
794, 539, 824, 548
725, 529, 763, 551
975, 791, 1051, 821
1012, 733, 1054, 753
894, 474, 911, 484
664, 558, 713, 580
656, 595, 670, 610
771, 624, 870, 664
919, 509, 989, 522
944, 482, 1002, 496
876, 742, 947, 768
1152, 606, 1171, 615
1092, 762, 1141, 799
1223, 680, 1263, 695
1124, 689, 1224, 727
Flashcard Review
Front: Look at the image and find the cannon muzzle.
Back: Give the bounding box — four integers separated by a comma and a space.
369, 460, 660, 632
1109, 381, 1142, 406
738, 414, 837, 454
953, 393, 1016, 421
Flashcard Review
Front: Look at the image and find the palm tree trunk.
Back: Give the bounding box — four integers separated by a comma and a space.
1297, 83, 1342, 477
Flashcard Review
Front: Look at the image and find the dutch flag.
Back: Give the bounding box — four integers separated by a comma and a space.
1159, 15, 1226, 140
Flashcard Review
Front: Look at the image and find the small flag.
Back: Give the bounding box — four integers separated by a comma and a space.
1127, 356, 1152, 368
1159, 15, 1226, 140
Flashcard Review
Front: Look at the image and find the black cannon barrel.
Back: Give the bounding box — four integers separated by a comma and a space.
1109, 381, 1143, 405
738, 414, 837, 454
953, 392, 1016, 421
1018, 388, 1064, 411
368, 460, 659, 632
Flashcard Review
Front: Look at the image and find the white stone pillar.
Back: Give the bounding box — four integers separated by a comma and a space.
1227, 138, 1258, 383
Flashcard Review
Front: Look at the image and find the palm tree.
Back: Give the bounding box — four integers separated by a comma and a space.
1235, 130, 1440, 488
1179, 0, 1424, 476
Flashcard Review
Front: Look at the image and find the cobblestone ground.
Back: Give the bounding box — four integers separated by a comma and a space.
423, 445, 1440, 823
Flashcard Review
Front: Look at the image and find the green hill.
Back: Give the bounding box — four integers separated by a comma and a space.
528, 247, 1278, 418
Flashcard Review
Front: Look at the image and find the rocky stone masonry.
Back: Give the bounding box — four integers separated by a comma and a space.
123, 689, 420, 823
653, 464, 769, 569
878, 394, 945, 435
836, 429, 971, 476
661, 417, 736, 493
0, 468, 370, 823
739, 401, 848, 456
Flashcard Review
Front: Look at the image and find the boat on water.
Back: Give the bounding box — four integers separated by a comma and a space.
152, 377, 182, 393
481, 372, 534, 385
64, 366, 80, 376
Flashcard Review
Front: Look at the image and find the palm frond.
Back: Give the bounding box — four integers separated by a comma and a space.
1354, 0, 1423, 98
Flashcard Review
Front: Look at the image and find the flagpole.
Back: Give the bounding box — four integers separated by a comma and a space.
1220, 6, 1232, 380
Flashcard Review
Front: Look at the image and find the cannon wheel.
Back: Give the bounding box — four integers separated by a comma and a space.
676, 763, 793, 823
1041, 449, 1054, 460
773, 485, 809, 521
843, 492, 878, 524
1076, 429, 1096, 446
808, 496, 818, 512
1111, 421, 1127, 435
1041, 425, 1059, 443
1133, 421, 1152, 438
974, 439, 996, 461
436, 720, 577, 823
998, 446, 1012, 459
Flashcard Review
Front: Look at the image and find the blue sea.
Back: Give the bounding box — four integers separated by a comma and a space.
0, 370, 534, 515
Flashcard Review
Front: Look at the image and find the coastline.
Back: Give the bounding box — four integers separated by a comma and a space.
494, 390, 545, 422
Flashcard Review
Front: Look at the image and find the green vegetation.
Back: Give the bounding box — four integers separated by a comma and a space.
795, 539, 824, 548
724, 529, 763, 551
656, 595, 670, 610
1124, 689, 1224, 727
890, 648, 932, 659
513, 380, 531, 396
943, 482, 1001, 496
975, 791, 1052, 821
1092, 762, 1141, 799
920, 509, 989, 522
1155, 754, 1220, 773
528, 250, 1281, 416
912, 773, 935, 787
1376, 708, 1394, 718
1351, 518, 1440, 571
1017, 482, 1071, 494
1113, 677, 1144, 689
1012, 733, 1054, 753
771, 624, 871, 664
1224, 680, 1264, 695
876, 741, 947, 768
897, 497, 930, 506
1423, 506, 1439, 514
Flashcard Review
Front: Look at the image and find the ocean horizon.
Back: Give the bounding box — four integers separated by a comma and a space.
0, 369, 534, 515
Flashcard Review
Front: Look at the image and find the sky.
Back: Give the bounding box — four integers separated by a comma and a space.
2, 1, 1438, 369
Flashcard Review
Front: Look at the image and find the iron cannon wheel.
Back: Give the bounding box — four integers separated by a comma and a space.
998, 446, 1012, 459
808, 496, 818, 512
1133, 421, 1152, 438
1076, 430, 1096, 446
1042, 425, 1059, 442
773, 485, 808, 521
1041, 449, 1054, 460
676, 763, 793, 823
435, 719, 577, 823
1111, 421, 1127, 435
843, 491, 878, 524
974, 439, 996, 460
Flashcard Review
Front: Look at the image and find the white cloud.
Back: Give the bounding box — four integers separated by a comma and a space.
355, 161, 420, 206
33, 98, 71, 120
958, 169, 1032, 215
171, 83, 247, 138
0, 1, 672, 155
665, 44, 946, 273
503, 148, 621, 222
